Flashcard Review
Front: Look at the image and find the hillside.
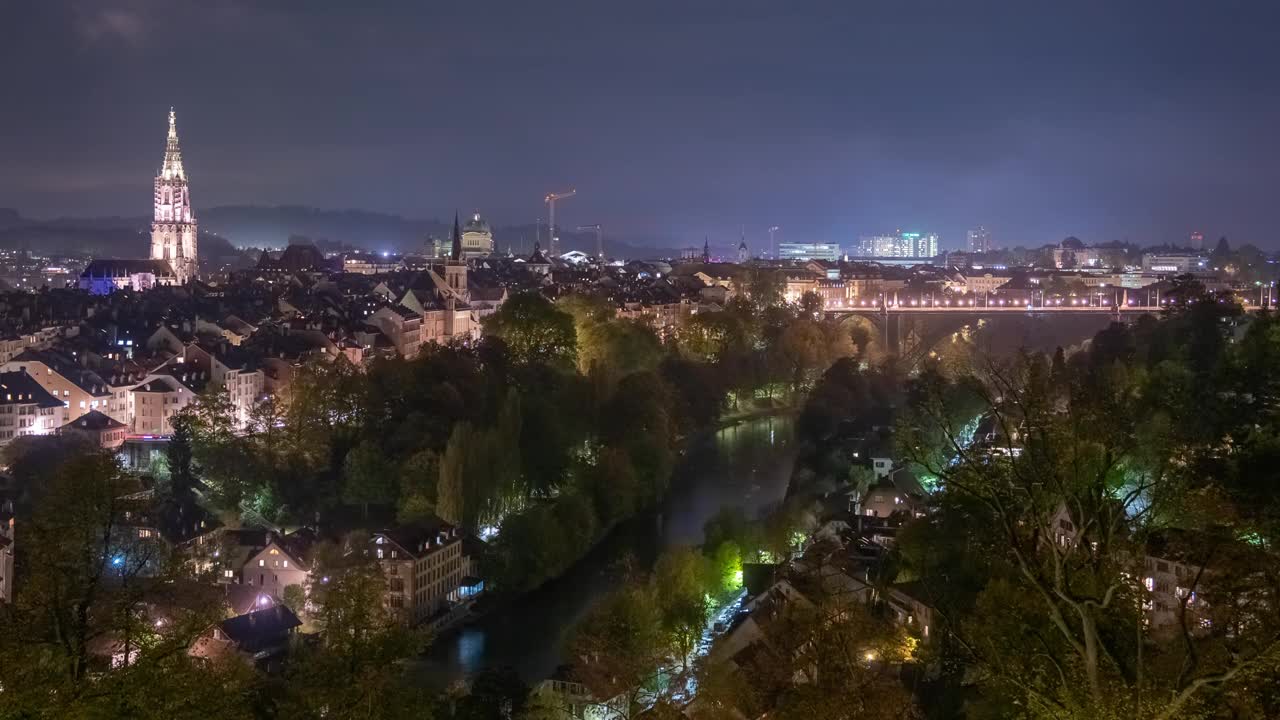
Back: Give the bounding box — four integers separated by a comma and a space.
0, 206, 682, 259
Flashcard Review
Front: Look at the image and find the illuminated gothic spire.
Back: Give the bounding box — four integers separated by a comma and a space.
451, 212, 463, 261
161, 107, 186, 181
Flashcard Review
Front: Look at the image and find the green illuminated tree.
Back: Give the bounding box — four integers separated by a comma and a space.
483, 292, 577, 368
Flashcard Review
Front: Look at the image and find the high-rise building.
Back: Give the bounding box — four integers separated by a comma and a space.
855, 231, 938, 258
150, 109, 197, 284
1189, 231, 1204, 251
967, 226, 992, 254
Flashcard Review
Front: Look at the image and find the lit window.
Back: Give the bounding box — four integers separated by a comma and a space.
283, 560, 288, 568
258, 559, 265, 567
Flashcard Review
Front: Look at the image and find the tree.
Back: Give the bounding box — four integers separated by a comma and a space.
397, 449, 440, 525
899, 349, 1280, 718
165, 413, 197, 499
283, 583, 307, 617
482, 292, 577, 368
569, 584, 670, 716
711, 600, 920, 720
651, 548, 714, 669
453, 666, 530, 720
0, 449, 252, 718
437, 422, 471, 527
797, 289, 823, 317
583, 445, 640, 526
179, 389, 254, 513
342, 438, 395, 518
280, 562, 430, 718
1211, 235, 1231, 262
744, 267, 784, 311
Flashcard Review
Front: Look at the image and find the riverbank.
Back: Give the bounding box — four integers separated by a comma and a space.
446, 404, 799, 627
417, 414, 798, 686
713, 397, 801, 430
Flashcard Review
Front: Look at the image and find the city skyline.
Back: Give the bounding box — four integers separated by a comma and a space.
3, 1, 1278, 250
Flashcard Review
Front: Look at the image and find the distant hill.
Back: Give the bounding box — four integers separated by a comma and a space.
201, 206, 447, 252
0, 205, 684, 260
0, 211, 238, 262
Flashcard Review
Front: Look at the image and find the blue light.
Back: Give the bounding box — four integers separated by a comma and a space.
111, 556, 124, 567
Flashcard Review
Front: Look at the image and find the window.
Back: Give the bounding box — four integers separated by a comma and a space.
282, 560, 288, 568
224, 570, 234, 578
258, 559, 265, 567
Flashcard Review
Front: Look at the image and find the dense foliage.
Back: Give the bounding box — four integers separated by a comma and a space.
888, 287, 1280, 718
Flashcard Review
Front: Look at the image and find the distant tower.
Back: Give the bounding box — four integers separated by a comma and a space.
1189, 231, 1205, 251
702, 237, 711, 263
151, 109, 198, 283
738, 229, 748, 263
445, 212, 468, 298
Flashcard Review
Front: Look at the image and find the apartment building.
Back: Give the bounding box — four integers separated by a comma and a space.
0, 370, 64, 447
368, 519, 469, 627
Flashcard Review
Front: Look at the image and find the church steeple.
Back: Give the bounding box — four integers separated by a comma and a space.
151, 108, 198, 283
451, 212, 463, 261
702, 236, 711, 263
161, 108, 186, 181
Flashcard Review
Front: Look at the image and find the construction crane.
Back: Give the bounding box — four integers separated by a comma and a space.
768, 226, 780, 259
544, 189, 577, 257
578, 224, 603, 260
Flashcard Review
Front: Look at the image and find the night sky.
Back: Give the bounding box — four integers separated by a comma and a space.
3, 1, 1278, 250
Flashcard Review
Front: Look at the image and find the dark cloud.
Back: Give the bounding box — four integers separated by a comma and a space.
2, 0, 1278, 248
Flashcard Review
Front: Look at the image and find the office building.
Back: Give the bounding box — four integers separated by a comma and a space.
1189, 231, 1204, 251
1142, 254, 1208, 274
855, 231, 939, 259
777, 242, 840, 262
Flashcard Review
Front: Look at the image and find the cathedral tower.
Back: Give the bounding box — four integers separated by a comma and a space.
445, 212, 469, 299
150, 109, 198, 283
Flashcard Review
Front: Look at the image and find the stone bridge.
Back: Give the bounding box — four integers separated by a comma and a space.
826, 306, 1161, 365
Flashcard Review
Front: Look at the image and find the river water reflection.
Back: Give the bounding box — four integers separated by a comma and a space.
418, 414, 796, 685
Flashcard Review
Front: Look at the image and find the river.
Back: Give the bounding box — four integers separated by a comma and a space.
417, 414, 797, 686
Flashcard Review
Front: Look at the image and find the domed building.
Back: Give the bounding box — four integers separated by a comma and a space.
460, 211, 495, 258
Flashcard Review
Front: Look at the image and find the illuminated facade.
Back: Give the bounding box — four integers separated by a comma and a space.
460, 211, 495, 257
150, 109, 198, 284
856, 231, 939, 258
777, 242, 840, 261
967, 226, 992, 254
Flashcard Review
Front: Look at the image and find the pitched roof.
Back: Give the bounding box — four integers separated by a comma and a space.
0, 371, 64, 408
372, 516, 462, 559
219, 605, 301, 650
66, 409, 127, 431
